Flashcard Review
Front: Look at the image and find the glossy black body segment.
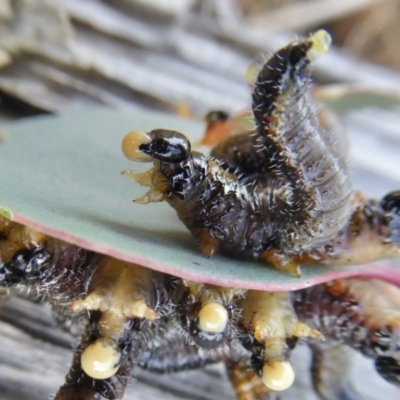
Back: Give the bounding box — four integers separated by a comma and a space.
293, 280, 400, 387
147, 36, 352, 260
3, 30, 400, 400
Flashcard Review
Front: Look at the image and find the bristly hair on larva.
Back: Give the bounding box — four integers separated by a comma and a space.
123, 29, 400, 277
2, 30, 400, 400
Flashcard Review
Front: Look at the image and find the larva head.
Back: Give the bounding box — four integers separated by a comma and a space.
204, 110, 229, 124
380, 190, 400, 215
122, 129, 207, 202
122, 129, 191, 163
375, 356, 400, 385
380, 190, 400, 247
81, 338, 121, 380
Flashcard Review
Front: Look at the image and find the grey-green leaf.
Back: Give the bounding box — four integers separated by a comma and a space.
0, 109, 399, 291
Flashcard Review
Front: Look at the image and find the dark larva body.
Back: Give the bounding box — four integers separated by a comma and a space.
2, 216, 400, 398
293, 279, 400, 386
214, 38, 352, 252
2, 29, 400, 400
163, 33, 351, 258
123, 31, 400, 275
166, 155, 275, 258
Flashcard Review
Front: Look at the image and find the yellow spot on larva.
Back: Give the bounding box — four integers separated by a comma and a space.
122, 130, 152, 162
81, 338, 121, 380
198, 302, 228, 333
307, 29, 332, 61
261, 360, 295, 391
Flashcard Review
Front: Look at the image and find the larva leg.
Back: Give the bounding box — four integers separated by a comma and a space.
227, 359, 278, 400
54, 316, 149, 400
201, 110, 230, 147
198, 228, 220, 257
259, 249, 302, 277
310, 344, 362, 400
120, 31, 353, 277
56, 261, 162, 399
238, 291, 323, 392
293, 279, 400, 388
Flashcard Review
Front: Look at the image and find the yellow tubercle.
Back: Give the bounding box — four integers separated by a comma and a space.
81, 338, 121, 380
261, 361, 295, 391
307, 29, 332, 61
198, 302, 228, 333
245, 60, 262, 86
122, 130, 152, 162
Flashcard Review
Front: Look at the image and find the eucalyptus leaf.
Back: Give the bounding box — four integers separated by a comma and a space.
0, 109, 399, 290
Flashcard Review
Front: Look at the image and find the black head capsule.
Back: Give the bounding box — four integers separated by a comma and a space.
380, 190, 400, 243
122, 129, 191, 163
380, 190, 400, 215
204, 110, 230, 124
141, 129, 191, 163
375, 356, 400, 385
0, 248, 51, 287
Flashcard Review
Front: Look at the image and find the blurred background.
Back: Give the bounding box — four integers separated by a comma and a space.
1, 0, 400, 117
1, 1, 400, 399
1, 0, 400, 196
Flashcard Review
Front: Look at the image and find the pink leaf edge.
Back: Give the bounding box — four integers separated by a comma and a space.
11, 212, 400, 292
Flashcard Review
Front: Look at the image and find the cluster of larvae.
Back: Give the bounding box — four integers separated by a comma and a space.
1, 215, 400, 400
122, 30, 400, 278
1, 29, 400, 400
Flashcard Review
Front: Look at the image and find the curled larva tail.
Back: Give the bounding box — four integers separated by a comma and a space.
252, 30, 352, 252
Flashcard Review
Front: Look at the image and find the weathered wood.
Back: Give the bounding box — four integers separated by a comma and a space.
247, 0, 388, 31
2, 0, 400, 114
0, 106, 400, 399
1, 295, 399, 400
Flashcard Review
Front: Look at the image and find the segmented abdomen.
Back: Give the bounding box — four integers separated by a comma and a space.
208, 38, 352, 254
293, 279, 400, 385
253, 39, 352, 252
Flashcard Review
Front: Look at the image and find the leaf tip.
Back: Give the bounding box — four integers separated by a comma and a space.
0, 207, 12, 219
